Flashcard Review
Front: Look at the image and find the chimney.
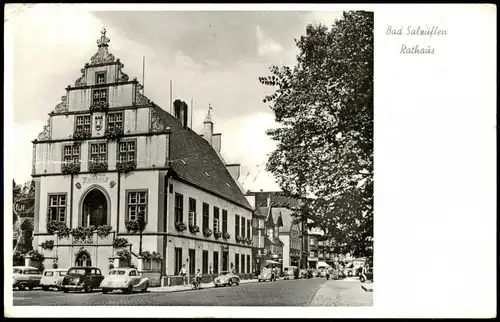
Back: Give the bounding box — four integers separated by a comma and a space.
173, 99, 189, 128
203, 109, 213, 145
267, 194, 271, 207
212, 133, 221, 152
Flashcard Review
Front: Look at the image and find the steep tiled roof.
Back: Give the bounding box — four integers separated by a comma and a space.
251, 191, 301, 208
271, 209, 283, 227
152, 105, 252, 210
276, 207, 300, 233
255, 207, 269, 218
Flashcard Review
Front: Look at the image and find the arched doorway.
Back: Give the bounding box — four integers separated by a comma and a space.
75, 251, 92, 267
81, 188, 108, 227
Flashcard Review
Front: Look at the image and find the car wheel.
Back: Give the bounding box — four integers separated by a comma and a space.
63, 289, 69, 293
235, 280, 240, 286
228, 280, 233, 286
142, 283, 149, 293
85, 285, 93, 293
28, 285, 34, 291
123, 284, 133, 294
102, 288, 109, 294
42, 286, 49, 291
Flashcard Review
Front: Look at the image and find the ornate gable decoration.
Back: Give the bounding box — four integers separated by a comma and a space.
90, 27, 116, 65
37, 119, 51, 140
150, 108, 168, 133
135, 83, 150, 105
53, 96, 68, 113
75, 68, 86, 86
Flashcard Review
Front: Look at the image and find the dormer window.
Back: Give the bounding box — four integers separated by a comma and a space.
96, 71, 106, 85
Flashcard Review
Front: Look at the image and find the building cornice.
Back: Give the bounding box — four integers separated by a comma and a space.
65, 79, 137, 92
117, 232, 254, 249
31, 166, 170, 178
32, 131, 171, 145
48, 104, 152, 117
173, 175, 254, 213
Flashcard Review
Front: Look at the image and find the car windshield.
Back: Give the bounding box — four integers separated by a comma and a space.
109, 270, 126, 275
24, 269, 40, 275
13, 268, 22, 274
69, 268, 89, 275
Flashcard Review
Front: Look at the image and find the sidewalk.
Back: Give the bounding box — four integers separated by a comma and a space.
149, 278, 260, 293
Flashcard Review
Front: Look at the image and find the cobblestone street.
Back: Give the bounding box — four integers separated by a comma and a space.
13, 278, 372, 306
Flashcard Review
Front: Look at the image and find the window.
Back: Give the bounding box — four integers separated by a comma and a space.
48, 194, 66, 222
202, 203, 209, 231
222, 210, 228, 233
189, 249, 195, 275
127, 191, 147, 222
213, 251, 219, 274
59, 271, 67, 277
241, 217, 246, 238
235, 254, 239, 274
310, 251, 315, 258
246, 254, 250, 273
44, 271, 54, 276
89, 142, 107, 164
310, 237, 315, 246
222, 252, 228, 272
95, 71, 106, 85
241, 254, 245, 273
175, 248, 182, 275
63, 144, 80, 165
202, 250, 208, 274
213, 207, 220, 232
247, 219, 251, 238
118, 140, 136, 163
188, 198, 196, 226
107, 112, 123, 130
235, 215, 240, 237
75, 115, 91, 134
129, 270, 138, 276
92, 88, 108, 103
174, 193, 183, 223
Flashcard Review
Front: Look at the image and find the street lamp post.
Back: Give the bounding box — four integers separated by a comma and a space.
138, 212, 146, 256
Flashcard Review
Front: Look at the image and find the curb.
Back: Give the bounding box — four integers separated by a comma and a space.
361, 284, 374, 292
149, 279, 260, 293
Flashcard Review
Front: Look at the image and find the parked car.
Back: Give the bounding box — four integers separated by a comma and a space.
61, 266, 104, 293
40, 268, 68, 291
100, 268, 149, 294
258, 267, 277, 282
13, 266, 42, 290
299, 269, 308, 279
214, 271, 240, 287
282, 266, 298, 280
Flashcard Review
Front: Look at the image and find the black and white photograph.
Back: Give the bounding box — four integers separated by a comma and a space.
4, 3, 496, 319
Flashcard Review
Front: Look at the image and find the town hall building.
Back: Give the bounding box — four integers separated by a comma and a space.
31, 28, 253, 284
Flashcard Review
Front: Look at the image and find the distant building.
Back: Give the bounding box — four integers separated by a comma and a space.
31, 28, 252, 281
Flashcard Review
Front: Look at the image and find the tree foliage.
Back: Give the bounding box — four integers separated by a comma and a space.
259, 11, 373, 258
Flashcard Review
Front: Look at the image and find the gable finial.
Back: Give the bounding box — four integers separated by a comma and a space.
97, 26, 110, 48
204, 103, 213, 123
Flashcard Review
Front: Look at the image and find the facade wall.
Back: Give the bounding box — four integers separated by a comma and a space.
281, 235, 290, 267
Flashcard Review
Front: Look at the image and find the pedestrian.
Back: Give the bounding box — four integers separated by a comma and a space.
180, 264, 188, 286
195, 268, 202, 288
360, 263, 368, 283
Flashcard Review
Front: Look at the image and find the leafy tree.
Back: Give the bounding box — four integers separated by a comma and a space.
259, 11, 373, 258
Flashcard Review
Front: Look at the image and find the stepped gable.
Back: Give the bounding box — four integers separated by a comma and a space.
151, 105, 252, 210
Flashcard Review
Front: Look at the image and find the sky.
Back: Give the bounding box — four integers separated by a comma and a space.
5, 4, 343, 192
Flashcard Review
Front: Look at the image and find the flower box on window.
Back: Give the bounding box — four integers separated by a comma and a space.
214, 230, 222, 239
89, 161, 108, 173
203, 228, 212, 238
105, 126, 124, 142
71, 226, 95, 243
73, 129, 91, 141
40, 240, 55, 250
125, 220, 140, 234
46, 220, 70, 239
28, 250, 45, 262
236, 235, 243, 243
175, 222, 187, 232
189, 224, 200, 234
223, 232, 231, 240
116, 161, 137, 173
89, 101, 109, 113
116, 249, 131, 260
96, 225, 113, 239
62, 163, 81, 175
246, 238, 253, 245
113, 237, 129, 248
